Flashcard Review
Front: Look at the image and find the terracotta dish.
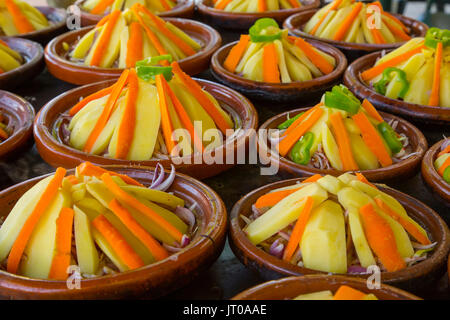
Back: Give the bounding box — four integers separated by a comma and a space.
232, 275, 421, 300
0, 165, 227, 299
344, 51, 450, 124
283, 9, 428, 61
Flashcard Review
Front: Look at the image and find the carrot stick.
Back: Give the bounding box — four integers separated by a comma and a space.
333, 285, 366, 300
263, 43, 280, 83
0, 39, 9, 48
329, 112, 359, 171
382, 11, 409, 33
333, 2, 363, 41
438, 145, 450, 158
374, 198, 430, 245
384, 19, 411, 41
92, 214, 144, 270
428, 42, 442, 107
5, 0, 34, 34
49, 207, 74, 280
0, 127, 8, 140
109, 199, 169, 261
258, 0, 267, 12
359, 203, 406, 272
361, 99, 383, 122
303, 174, 323, 182
361, 44, 425, 80
287, 0, 301, 8
160, 0, 172, 11
155, 74, 176, 155
294, 37, 334, 74
90, 0, 114, 15
310, 0, 343, 36
215, 0, 233, 9
171, 61, 232, 134
0, 68, 4, 74
65, 175, 79, 185
96, 15, 110, 27
352, 111, 392, 167
83, 69, 129, 153
126, 22, 143, 68
101, 173, 184, 243
69, 86, 114, 116
7, 167, 66, 274
90, 10, 121, 67
283, 196, 313, 261
224, 35, 250, 73
278, 107, 324, 157
355, 172, 377, 188
282, 103, 324, 137
76, 162, 144, 187
438, 157, 450, 176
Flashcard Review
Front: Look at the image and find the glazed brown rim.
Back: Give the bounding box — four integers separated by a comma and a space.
421, 139, 450, 203
257, 107, 428, 182
13, 6, 66, 40
232, 275, 421, 300
33, 78, 258, 179
0, 165, 227, 299
211, 38, 347, 96
45, 18, 222, 84
0, 90, 35, 159
344, 50, 450, 124
80, 0, 195, 26
283, 9, 428, 52
229, 177, 450, 287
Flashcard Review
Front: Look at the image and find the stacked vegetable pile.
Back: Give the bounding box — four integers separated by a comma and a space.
68, 4, 201, 69
294, 285, 378, 300
0, 162, 196, 279
243, 173, 435, 274
223, 18, 336, 83
212, 0, 303, 12
81, 0, 176, 16
270, 85, 411, 170
362, 28, 450, 108
303, 0, 412, 44
434, 139, 450, 183
0, 0, 49, 36
62, 55, 233, 160
0, 112, 9, 143
0, 39, 22, 73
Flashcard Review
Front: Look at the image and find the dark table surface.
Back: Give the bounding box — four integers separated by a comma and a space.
1, 17, 449, 300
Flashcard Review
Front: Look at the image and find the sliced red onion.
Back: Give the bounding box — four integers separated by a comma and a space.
347, 265, 367, 274
153, 164, 175, 192
181, 234, 190, 248
150, 163, 165, 189
175, 206, 196, 232
269, 239, 284, 259
277, 231, 290, 241
163, 243, 182, 253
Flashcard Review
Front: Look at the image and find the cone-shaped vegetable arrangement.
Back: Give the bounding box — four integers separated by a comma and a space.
81, 0, 176, 16
223, 18, 336, 83
244, 173, 434, 274
435, 139, 450, 183
303, 0, 412, 44
362, 28, 450, 108
270, 85, 412, 171
63, 55, 234, 161
213, 0, 303, 12
0, 0, 49, 36
0, 39, 23, 73
69, 5, 201, 69
0, 162, 196, 279
294, 285, 378, 300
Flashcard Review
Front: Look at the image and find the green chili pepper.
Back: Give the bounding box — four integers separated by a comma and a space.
425, 27, 450, 49
290, 132, 314, 165
443, 166, 450, 183
249, 18, 282, 43
135, 55, 174, 81
324, 85, 361, 115
373, 67, 409, 99
377, 122, 403, 154
278, 112, 305, 130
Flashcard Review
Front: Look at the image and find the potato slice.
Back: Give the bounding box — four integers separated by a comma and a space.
74, 206, 99, 274
294, 290, 334, 300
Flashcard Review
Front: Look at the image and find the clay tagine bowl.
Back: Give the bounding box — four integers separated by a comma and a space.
344, 51, 450, 125
14, 6, 67, 45
34, 78, 258, 180
80, 0, 196, 26
421, 139, 450, 205
283, 9, 428, 62
45, 18, 222, 85
197, 0, 320, 30
232, 275, 421, 300
0, 90, 35, 160
229, 177, 450, 292
0, 165, 227, 299
211, 39, 347, 102
258, 107, 427, 182
0, 37, 44, 90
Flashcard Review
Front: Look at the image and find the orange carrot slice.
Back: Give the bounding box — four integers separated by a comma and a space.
374, 198, 430, 245
126, 22, 144, 68
65, 175, 79, 185
92, 214, 144, 270
96, 15, 110, 27
90, 0, 114, 15
359, 203, 406, 272
303, 174, 323, 182
263, 43, 280, 83
76, 162, 144, 187
69, 86, 114, 116
49, 207, 74, 280
294, 37, 334, 74
283, 196, 313, 261
224, 35, 250, 73
352, 111, 392, 167
429, 42, 442, 107
355, 172, 377, 188
361, 99, 383, 122
7, 167, 66, 274
160, 0, 172, 11
5, 0, 34, 34
384, 19, 411, 41
382, 11, 409, 33
258, 0, 267, 12
333, 285, 366, 300
333, 2, 363, 41
310, 0, 343, 36
330, 112, 359, 171
287, 0, 301, 8
282, 103, 323, 137
215, 0, 233, 9
0, 39, 9, 48
438, 157, 450, 176
101, 173, 184, 243
155, 74, 177, 155
90, 10, 121, 67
